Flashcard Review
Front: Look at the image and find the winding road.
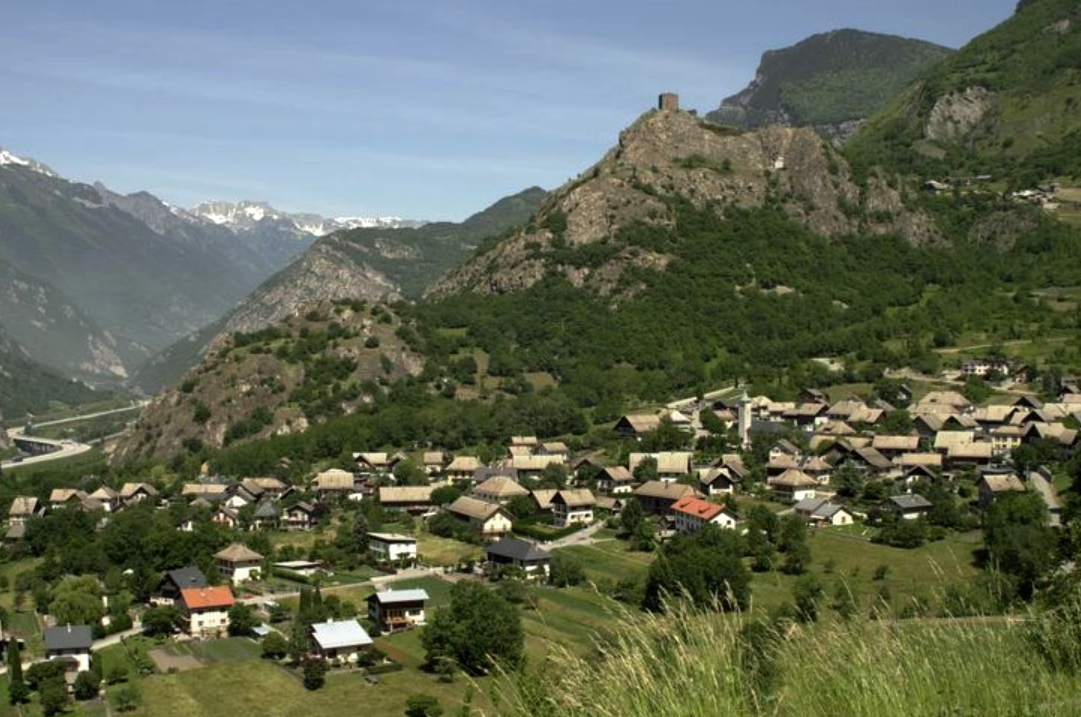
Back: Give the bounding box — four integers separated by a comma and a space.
0, 401, 148, 471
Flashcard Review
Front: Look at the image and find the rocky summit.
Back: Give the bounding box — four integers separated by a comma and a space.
430, 106, 938, 299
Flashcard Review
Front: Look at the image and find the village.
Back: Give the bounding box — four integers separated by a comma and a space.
0, 359, 1078, 715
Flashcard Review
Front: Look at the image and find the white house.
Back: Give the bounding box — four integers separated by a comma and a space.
551, 489, 596, 528
669, 496, 737, 534
311, 619, 373, 663
214, 543, 264, 585
368, 533, 418, 564
793, 498, 855, 527
179, 586, 235, 638
366, 589, 428, 633
43, 625, 93, 673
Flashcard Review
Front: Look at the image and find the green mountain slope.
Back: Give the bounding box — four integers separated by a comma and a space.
707, 29, 953, 138
129, 93, 1081, 465
132, 188, 546, 394
0, 326, 110, 418
0, 163, 279, 376
0, 257, 132, 382
846, 0, 1081, 184
112, 300, 422, 462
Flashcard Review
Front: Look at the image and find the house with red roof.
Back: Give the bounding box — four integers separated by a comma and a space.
179, 586, 235, 638
669, 496, 737, 535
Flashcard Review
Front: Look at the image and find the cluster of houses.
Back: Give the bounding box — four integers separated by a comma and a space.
7, 381, 1077, 580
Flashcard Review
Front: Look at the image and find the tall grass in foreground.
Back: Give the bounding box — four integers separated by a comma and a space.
498, 597, 1081, 717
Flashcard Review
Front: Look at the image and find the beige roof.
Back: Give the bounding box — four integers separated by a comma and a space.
767, 402, 797, 415
599, 466, 633, 482
948, 442, 995, 460
447, 495, 506, 521
817, 421, 855, 437
531, 489, 559, 510
8, 496, 39, 517
629, 452, 692, 476
422, 452, 445, 465
89, 486, 119, 501
872, 435, 920, 452
242, 477, 287, 491
474, 475, 529, 499
785, 403, 828, 418
934, 431, 975, 451
553, 489, 596, 508
915, 414, 946, 431
801, 456, 832, 473
378, 486, 434, 505
919, 391, 971, 409
511, 435, 539, 446
828, 400, 867, 418
855, 447, 893, 470
849, 407, 884, 424
119, 482, 158, 499
353, 452, 391, 468
508, 446, 532, 458
618, 414, 662, 433
768, 455, 801, 472
944, 414, 979, 429
633, 481, 699, 501
215, 543, 264, 563
541, 442, 569, 454
446, 456, 482, 473
511, 454, 566, 472
312, 469, 355, 490
981, 475, 1026, 494
49, 488, 87, 503
773, 469, 818, 488
895, 453, 943, 468
182, 483, 228, 496
971, 406, 1017, 424
993, 425, 1023, 437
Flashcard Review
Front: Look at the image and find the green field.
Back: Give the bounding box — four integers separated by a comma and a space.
751, 529, 983, 613
114, 659, 485, 717
556, 540, 655, 584
158, 637, 263, 663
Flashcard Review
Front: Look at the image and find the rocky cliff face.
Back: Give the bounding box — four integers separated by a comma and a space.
430, 108, 939, 299
112, 300, 423, 463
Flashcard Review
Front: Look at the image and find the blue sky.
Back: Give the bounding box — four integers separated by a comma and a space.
1, 0, 1016, 220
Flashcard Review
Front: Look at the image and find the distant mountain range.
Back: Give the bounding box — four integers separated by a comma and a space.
191, 199, 424, 235
133, 187, 547, 393
707, 29, 953, 142
0, 145, 423, 389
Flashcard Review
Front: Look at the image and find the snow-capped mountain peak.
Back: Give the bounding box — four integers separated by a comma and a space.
190, 200, 423, 237
0, 146, 59, 177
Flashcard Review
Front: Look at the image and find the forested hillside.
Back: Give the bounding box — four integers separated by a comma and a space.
846, 0, 1081, 184
0, 326, 110, 418
707, 29, 952, 139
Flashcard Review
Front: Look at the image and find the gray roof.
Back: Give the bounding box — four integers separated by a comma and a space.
165, 566, 208, 591
486, 537, 551, 563
368, 589, 429, 605
311, 620, 372, 651
44, 625, 93, 652
253, 500, 280, 519
794, 497, 850, 520
889, 494, 933, 511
